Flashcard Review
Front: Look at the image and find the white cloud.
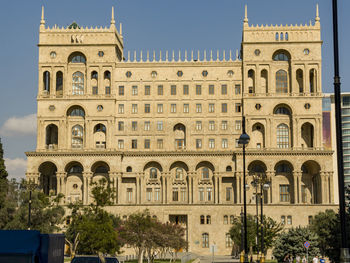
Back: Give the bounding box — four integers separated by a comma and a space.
4, 158, 27, 180
0, 114, 36, 136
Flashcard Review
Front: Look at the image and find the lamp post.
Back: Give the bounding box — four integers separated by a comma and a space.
260, 183, 270, 263
239, 116, 250, 263
240, 208, 244, 262
251, 180, 259, 258
332, 1, 350, 262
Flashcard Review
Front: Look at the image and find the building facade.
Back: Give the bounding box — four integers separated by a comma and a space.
26, 6, 337, 255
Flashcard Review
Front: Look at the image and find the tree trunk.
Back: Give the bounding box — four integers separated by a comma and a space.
138, 248, 144, 263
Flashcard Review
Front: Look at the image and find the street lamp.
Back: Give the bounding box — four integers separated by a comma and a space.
239, 116, 250, 263
260, 182, 270, 263
251, 180, 259, 258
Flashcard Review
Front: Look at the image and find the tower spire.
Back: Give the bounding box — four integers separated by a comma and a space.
40, 6, 45, 25
244, 5, 248, 24
111, 6, 115, 25
315, 3, 320, 23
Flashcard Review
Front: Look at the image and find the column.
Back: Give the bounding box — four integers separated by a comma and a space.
117, 173, 122, 204
320, 171, 328, 204
293, 171, 298, 204
83, 172, 92, 205
187, 172, 194, 204
213, 173, 218, 204
109, 172, 118, 204
161, 175, 166, 204
139, 172, 144, 204
218, 175, 222, 204
295, 171, 302, 204
266, 171, 274, 204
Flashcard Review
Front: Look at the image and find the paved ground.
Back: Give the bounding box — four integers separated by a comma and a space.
197, 255, 239, 263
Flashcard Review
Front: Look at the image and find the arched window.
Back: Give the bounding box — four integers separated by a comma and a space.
68, 165, 83, 174
285, 32, 289, 41
309, 69, 317, 93
200, 215, 205, 224
230, 215, 234, 224
72, 125, 83, 148
275, 33, 279, 41
95, 165, 109, 174
273, 52, 289, 61
46, 124, 58, 147
296, 69, 304, 93
261, 69, 268, 93
68, 106, 85, 117
206, 215, 211, 224
150, 168, 157, 179
176, 168, 184, 179
104, 71, 111, 95
72, 71, 84, 95
104, 71, 111, 80
69, 53, 86, 63
274, 106, 291, 115
276, 163, 292, 173
126, 166, 132, 172
202, 233, 209, 248
277, 124, 289, 148
91, 71, 98, 80
43, 71, 50, 92
56, 71, 63, 94
248, 69, 255, 93
223, 215, 228, 224
94, 124, 106, 133
276, 70, 288, 93
280, 32, 284, 41
226, 166, 232, 172
202, 167, 209, 179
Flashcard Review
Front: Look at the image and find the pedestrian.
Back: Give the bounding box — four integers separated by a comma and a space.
319, 258, 325, 263
313, 255, 319, 263
296, 255, 301, 263
284, 254, 290, 263
288, 255, 293, 263
302, 256, 307, 263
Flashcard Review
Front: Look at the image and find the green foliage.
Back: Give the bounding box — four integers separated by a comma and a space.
65, 178, 122, 255
309, 209, 350, 262
0, 138, 9, 210
4, 180, 65, 233
229, 214, 283, 254
273, 227, 319, 262
119, 210, 187, 263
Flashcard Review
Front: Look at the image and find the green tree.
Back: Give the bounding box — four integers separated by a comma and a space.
0, 138, 9, 210
4, 180, 65, 233
65, 178, 121, 256
0, 179, 19, 229
229, 214, 283, 255
273, 227, 319, 262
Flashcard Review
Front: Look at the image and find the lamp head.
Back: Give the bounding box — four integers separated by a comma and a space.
263, 183, 270, 191
238, 132, 250, 145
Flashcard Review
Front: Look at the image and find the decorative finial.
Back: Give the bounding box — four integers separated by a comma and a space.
40, 6, 45, 25
236, 49, 239, 60
315, 4, 320, 23
244, 5, 248, 24
120, 23, 122, 34
111, 6, 115, 25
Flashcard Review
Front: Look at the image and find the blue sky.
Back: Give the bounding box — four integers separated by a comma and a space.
0, 0, 349, 179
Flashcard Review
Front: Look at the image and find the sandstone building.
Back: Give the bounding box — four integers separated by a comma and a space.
26, 5, 337, 255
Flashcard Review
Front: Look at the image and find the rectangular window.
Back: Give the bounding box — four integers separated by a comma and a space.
127, 188, 133, 202
105, 86, 110, 95
171, 104, 177, 113
222, 139, 228, 149
157, 104, 163, 113
196, 85, 202, 95
171, 85, 176, 95
158, 85, 163, 95
209, 103, 215, 113
235, 103, 241, 113
235, 84, 241, 95
196, 139, 202, 149
343, 96, 350, 106
222, 103, 227, 113
196, 121, 202, 131
132, 121, 138, 131
226, 187, 232, 201
196, 104, 202, 113
209, 121, 215, 131
221, 121, 228, 130
287, 216, 292, 225
157, 121, 163, 131
279, 184, 290, 202
118, 121, 124, 131
199, 187, 204, 201
172, 188, 179, 201
235, 139, 239, 148
144, 121, 150, 131
221, 84, 227, 95
132, 104, 138, 113
183, 104, 189, 113
209, 139, 215, 149
92, 86, 98, 95
207, 187, 212, 201
145, 85, 151, 95
144, 139, 150, 149
118, 139, 124, 149
146, 188, 152, 201
235, 120, 241, 130
118, 104, 124, 114
181, 187, 186, 202
132, 139, 137, 149
145, 104, 150, 113
183, 85, 189, 95
281, 216, 286, 225
157, 139, 163, 149
155, 188, 160, 201
225, 233, 233, 248
209, 84, 215, 95
119, 86, 124, 95
132, 85, 138, 95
